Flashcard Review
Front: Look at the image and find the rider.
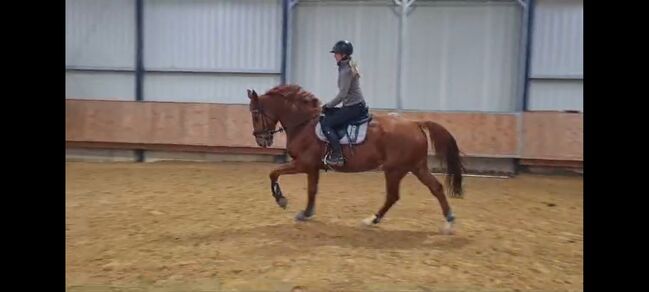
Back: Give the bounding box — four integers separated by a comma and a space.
321, 40, 368, 167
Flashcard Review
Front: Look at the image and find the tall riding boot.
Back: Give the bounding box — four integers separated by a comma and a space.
324, 130, 344, 166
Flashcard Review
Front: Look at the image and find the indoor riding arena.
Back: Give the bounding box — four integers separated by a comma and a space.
66, 0, 583, 291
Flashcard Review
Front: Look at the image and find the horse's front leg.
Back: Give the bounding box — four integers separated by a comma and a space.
269, 161, 302, 209
295, 170, 319, 221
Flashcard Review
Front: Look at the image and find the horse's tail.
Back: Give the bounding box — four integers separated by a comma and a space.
417, 121, 465, 198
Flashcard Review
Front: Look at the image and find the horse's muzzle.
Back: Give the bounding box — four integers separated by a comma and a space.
255, 135, 273, 148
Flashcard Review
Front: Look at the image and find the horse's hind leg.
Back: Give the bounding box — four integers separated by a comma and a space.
295, 170, 319, 221
412, 163, 456, 235
361, 168, 408, 226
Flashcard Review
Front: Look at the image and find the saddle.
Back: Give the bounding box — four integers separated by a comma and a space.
315, 111, 372, 145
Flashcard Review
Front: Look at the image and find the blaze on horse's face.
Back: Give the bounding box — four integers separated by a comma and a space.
247, 89, 277, 148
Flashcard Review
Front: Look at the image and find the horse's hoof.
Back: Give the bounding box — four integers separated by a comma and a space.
439, 227, 455, 235
439, 221, 455, 235
361, 214, 379, 226
277, 197, 288, 209
295, 210, 314, 221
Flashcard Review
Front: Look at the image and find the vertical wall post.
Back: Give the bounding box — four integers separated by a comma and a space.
280, 0, 289, 84
516, 0, 534, 111
394, 0, 414, 111
135, 0, 145, 162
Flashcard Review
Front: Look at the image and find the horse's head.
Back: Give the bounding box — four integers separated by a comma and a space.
247, 89, 279, 148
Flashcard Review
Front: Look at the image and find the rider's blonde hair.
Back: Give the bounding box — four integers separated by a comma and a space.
350, 59, 361, 78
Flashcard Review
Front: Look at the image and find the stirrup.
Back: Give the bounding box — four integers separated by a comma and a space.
325, 154, 344, 167
325, 156, 345, 166
326, 159, 344, 167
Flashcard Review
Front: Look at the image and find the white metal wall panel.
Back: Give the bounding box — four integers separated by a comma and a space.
144, 73, 280, 104
65, 0, 136, 69
66, 72, 135, 101
528, 80, 582, 112
528, 0, 583, 111
403, 1, 521, 112
530, 0, 583, 78
291, 1, 399, 109
527, 78, 583, 111
143, 0, 282, 72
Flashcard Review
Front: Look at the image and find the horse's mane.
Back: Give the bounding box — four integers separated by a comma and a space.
263, 85, 321, 110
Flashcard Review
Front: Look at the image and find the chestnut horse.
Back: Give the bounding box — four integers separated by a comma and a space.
247, 85, 464, 234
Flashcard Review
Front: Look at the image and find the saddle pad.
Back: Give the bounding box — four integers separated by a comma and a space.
315, 121, 369, 145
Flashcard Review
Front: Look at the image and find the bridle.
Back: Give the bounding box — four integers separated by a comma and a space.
251, 105, 284, 140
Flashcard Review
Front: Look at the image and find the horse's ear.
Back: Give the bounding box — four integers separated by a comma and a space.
247, 89, 258, 101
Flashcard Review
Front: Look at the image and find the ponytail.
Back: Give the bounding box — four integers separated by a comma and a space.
350, 59, 361, 78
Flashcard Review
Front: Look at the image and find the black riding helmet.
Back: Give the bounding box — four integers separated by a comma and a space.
330, 40, 353, 56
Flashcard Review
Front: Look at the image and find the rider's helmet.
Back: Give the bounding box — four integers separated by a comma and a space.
330, 40, 353, 56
